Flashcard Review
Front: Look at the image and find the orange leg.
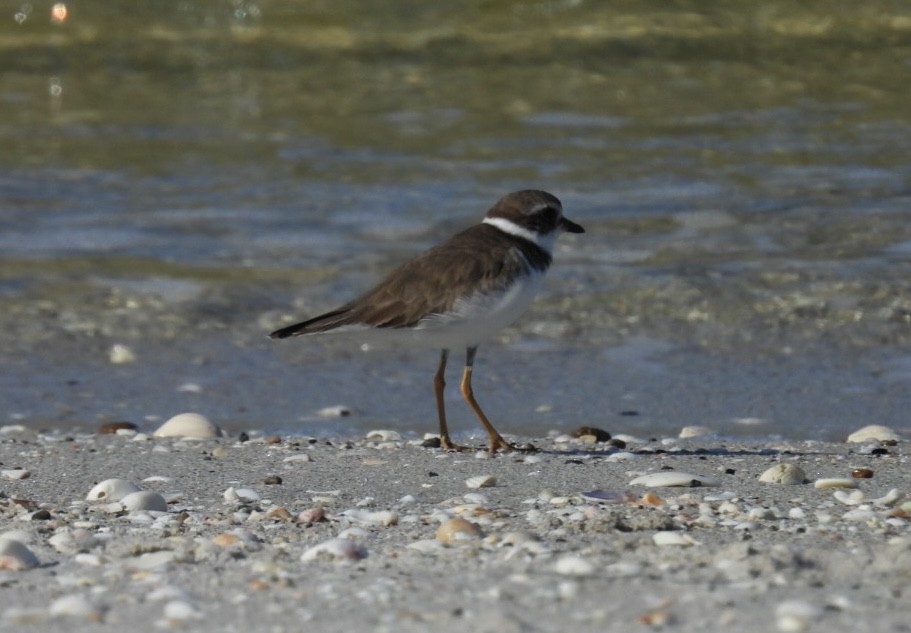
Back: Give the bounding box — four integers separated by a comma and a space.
433, 349, 468, 451
459, 346, 516, 454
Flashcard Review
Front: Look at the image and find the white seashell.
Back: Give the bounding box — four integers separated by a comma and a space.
365, 429, 401, 441
775, 600, 822, 632
74, 553, 104, 566
163, 600, 203, 621
462, 493, 489, 505
223, 487, 262, 503
606, 451, 638, 462
842, 508, 878, 522
0, 424, 29, 435
49, 594, 103, 620
153, 413, 222, 439
129, 550, 176, 570
846, 424, 900, 443
678, 425, 713, 438
0, 537, 39, 570
465, 475, 496, 489
788, 508, 806, 520
814, 478, 858, 489
629, 472, 720, 487
1, 468, 30, 480
48, 529, 98, 554
86, 478, 142, 501
407, 539, 445, 553
759, 463, 807, 485
108, 343, 136, 364
119, 491, 168, 512
652, 531, 698, 546
436, 517, 482, 542
833, 490, 865, 506
340, 509, 398, 527
283, 453, 312, 463
300, 538, 367, 562
554, 555, 595, 576
872, 488, 905, 507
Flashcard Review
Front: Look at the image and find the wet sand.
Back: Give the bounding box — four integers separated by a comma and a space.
0, 425, 907, 632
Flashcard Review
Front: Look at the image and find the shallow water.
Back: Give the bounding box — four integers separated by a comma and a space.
2, 2, 911, 439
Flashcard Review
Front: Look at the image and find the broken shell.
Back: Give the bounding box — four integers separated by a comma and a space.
759, 464, 808, 485
629, 472, 720, 488
86, 479, 142, 502
297, 507, 326, 524
153, 413, 223, 439
436, 517, 482, 542
678, 425, 713, 438
340, 509, 398, 527
0, 536, 39, 570
223, 487, 262, 503
120, 491, 168, 512
846, 424, 900, 443
300, 538, 367, 562
833, 490, 865, 506
873, 489, 904, 507
814, 478, 858, 489
365, 430, 401, 441
554, 555, 595, 576
1, 468, 30, 480
775, 600, 822, 632
465, 475, 496, 489
49, 594, 104, 621
652, 531, 698, 546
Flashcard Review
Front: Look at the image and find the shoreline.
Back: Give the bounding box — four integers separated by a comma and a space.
0, 426, 908, 632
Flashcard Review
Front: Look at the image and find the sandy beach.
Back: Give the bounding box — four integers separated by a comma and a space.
0, 423, 907, 632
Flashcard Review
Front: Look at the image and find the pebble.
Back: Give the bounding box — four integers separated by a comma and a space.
96, 421, 138, 434
49, 594, 104, 621
0, 536, 39, 570
629, 472, 720, 487
569, 426, 611, 442
846, 424, 900, 443
317, 405, 351, 418
86, 479, 142, 502
466, 475, 497, 489
851, 468, 874, 479
775, 599, 822, 632
366, 429, 401, 441
436, 517, 483, 542
162, 600, 203, 622
108, 343, 136, 364
298, 507, 326, 524
1, 468, 30, 480
678, 425, 713, 438
759, 463, 807, 485
153, 412, 223, 439
300, 538, 367, 562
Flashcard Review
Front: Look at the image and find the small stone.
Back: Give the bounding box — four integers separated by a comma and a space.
263, 435, 282, 445
851, 468, 874, 479
759, 463, 808, 485
0, 536, 39, 570
1, 468, 30, 480
436, 517, 483, 542
263, 475, 283, 485
153, 413, 222, 439
678, 425, 713, 438
108, 344, 136, 364
223, 487, 262, 503
300, 538, 367, 562
366, 429, 402, 441
162, 600, 203, 622
297, 507, 326, 525
775, 600, 822, 632
340, 509, 398, 527
49, 594, 104, 621
570, 426, 611, 442
846, 424, 900, 443
97, 421, 138, 434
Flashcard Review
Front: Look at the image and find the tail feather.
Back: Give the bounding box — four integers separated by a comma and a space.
269, 308, 352, 339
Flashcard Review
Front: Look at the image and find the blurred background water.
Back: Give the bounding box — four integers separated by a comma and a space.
2, 1, 911, 440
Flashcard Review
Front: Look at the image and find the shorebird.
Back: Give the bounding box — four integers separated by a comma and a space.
270, 190, 584, 452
